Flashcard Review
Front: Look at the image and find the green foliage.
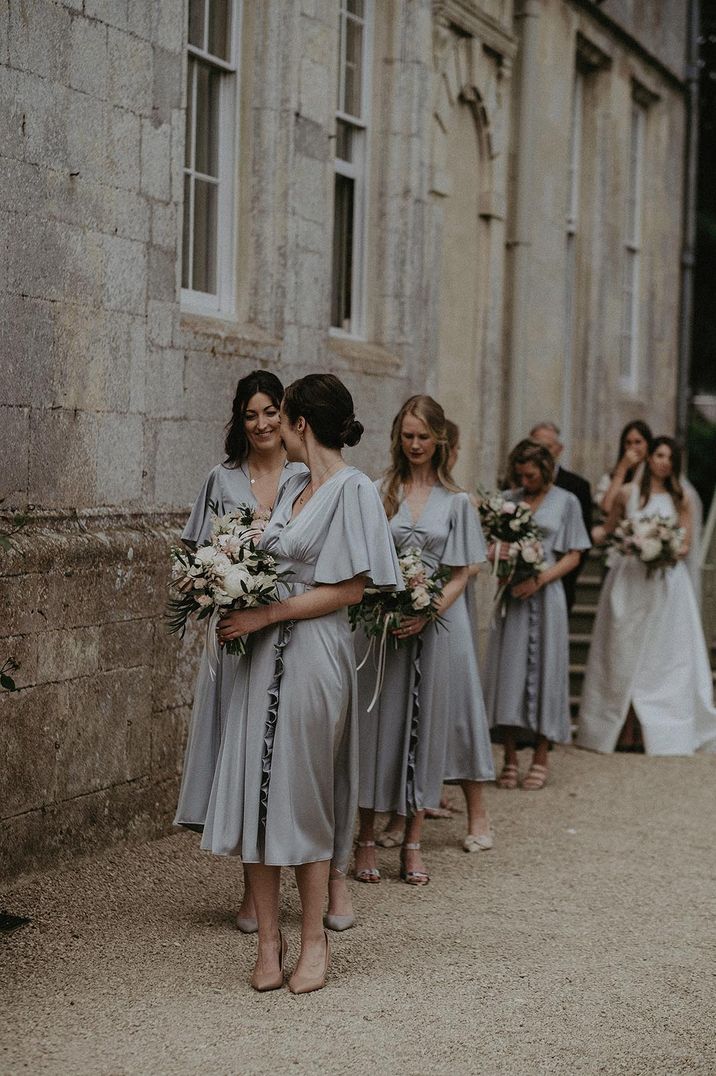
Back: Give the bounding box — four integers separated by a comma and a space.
687, 411, 716, 514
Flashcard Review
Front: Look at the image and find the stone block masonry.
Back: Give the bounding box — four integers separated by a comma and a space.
0, 511, 201, 882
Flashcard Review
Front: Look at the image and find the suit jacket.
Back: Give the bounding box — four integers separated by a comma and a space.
554, 465, 592, 612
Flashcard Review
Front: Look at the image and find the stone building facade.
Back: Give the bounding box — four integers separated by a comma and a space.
0, 0, 691, 880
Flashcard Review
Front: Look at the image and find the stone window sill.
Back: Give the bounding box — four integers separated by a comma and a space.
326, 334, 405, 378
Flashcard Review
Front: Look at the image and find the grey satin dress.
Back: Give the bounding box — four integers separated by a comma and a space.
483, 485, 590, 745
174, 461, 306, 830
201, 466, 402, 873
358, 484, 495, 817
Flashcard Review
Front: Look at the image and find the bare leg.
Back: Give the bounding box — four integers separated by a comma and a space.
460, 780, 491, 837
376, 810, 404, 845
245, 863, 281, 981
292, 860, 331, 981
504, 730, 518, 767
326, 865, 354, 920
354, 807, 378, 876
497, 731, 519, 788
237, 864, 256, 920
402, 810, 428, 879
532, 735, 549, 768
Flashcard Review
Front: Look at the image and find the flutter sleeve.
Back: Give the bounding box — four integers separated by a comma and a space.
553, 490, 591, 555
313, 474, 403, 589
181, 467, 222, 548
441, 492, 487, 567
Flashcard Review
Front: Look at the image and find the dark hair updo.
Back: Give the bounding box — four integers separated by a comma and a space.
282, 373, 364, 449
224, 369, 284, 465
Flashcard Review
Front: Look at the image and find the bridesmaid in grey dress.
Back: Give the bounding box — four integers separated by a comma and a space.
483, 439, 590, 790
174, 370, 306, 932
207, 374, 401, 995
356, 396, 495, 888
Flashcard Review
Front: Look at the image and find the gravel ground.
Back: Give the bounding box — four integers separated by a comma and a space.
2, 745, 716, 1076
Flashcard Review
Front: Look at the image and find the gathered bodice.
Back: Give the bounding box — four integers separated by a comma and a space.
385, 483, 485, 572
629, 489, 678, 525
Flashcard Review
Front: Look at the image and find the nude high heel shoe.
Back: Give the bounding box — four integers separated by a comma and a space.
250, 931, 288, 993
288, 931, 331, 995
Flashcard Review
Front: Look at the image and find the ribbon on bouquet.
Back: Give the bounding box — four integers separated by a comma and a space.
206, 608, 222, 681
356, 613, 393, 713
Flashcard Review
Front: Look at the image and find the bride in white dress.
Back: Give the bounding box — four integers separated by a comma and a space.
578, 436, 716, 756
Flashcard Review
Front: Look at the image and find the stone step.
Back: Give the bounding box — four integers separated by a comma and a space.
575, 576, 603, 606
569, 633, 592, 666
569, 662, 586, 698
568, 603, 597, 633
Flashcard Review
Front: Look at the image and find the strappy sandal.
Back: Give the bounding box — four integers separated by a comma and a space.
399, 842, 430, 886
521, 763, 548, 791
353, 840, 381, 883
497, 763, 519, 789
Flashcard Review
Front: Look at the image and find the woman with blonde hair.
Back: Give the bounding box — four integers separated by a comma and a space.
484, 439, 590, 789
356, 395, 495, 885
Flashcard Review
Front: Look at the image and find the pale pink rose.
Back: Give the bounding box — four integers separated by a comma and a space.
500, 501, 517, 515
196, 594, 213, 607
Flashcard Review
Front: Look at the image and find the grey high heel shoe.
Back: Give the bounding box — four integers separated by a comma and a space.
324, 873, 355, 932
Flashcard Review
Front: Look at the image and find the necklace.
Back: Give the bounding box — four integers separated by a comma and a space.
247, 460, 285, 486
295, 461, 344, 509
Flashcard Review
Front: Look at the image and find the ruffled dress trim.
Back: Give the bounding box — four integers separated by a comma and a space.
258, 620, 295, 839
524, 593, 540, 732
405, 636, 423, 814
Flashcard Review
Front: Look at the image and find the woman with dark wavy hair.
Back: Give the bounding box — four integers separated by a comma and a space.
484, 439, 590, 789
203, 373, 401, 994
578, 436, 716, 755
593, 419, 653, 521
175, 369, 306, 932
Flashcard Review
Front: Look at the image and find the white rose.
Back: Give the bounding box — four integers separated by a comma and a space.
521, 544, 539, 565
213, 589, 234, 606
222, 565, 253, 598
640, 537, 662, 562
412, 587, 431, 609
509, 519, 522, 532
501, 501, 516, 515
195, 545, 218, 566
210, 552, 232, 576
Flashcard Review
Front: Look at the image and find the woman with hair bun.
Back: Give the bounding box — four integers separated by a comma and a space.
484, 439, 590, 790
203, 373, 401, 995
356, 395, 495, 886
578, 436, 716, 755
175, 369, 306, 931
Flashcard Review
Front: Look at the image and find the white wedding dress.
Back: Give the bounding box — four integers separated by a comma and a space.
578, 489, 716, 755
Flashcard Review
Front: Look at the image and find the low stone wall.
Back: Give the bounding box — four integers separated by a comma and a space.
0, 510, 201, 883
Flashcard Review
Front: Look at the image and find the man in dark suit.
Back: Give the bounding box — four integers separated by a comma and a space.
530, 422, 592, 612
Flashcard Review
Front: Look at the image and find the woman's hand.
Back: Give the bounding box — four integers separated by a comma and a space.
217, 606, 270, 643
392, 615, 429, 640
511, 576, 542, 600
487, 541, 511, 563
591, 523, 607, 546
618, 446, 642, 473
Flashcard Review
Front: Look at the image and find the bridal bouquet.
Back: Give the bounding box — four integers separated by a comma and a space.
167, 503, 287, 655
476, 490, 546, 607
350, 548, 448, 711
349, 547, 448, 645
608, 515, 684, 578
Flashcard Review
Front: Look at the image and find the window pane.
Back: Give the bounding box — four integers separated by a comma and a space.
194, 62, 220, 177
185, 59, 195, 168
208, 0, 230, 61
189, 0, 205, 49
193, 179, 218, 294
347, 0, 364, 16
344, 17, 363, 117
336, 119, 353, 163
331, 173, 354, 330
182, 174, 192, 289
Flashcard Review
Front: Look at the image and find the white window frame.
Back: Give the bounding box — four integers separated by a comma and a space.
619, 99, 646, 394
181, 0, 241, 318
330, 0, 373, 340
562, 68, 584, 458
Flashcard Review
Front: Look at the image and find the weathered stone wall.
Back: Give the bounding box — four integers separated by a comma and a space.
0, 510, 199, 880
